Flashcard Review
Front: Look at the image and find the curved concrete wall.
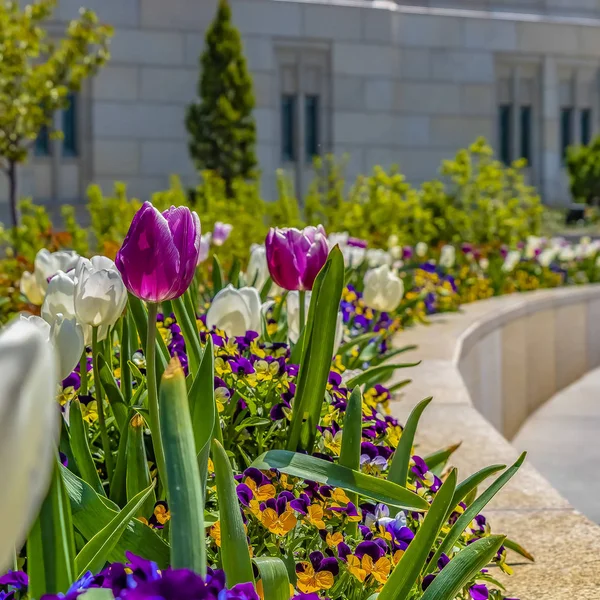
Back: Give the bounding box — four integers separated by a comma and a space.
390, 286, 600, 598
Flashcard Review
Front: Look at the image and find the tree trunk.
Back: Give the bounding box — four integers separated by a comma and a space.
8, 159, 18, 229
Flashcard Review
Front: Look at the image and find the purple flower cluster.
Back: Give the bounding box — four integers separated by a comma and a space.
0, 554, 259, 600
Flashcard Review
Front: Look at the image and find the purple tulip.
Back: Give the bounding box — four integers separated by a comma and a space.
116, 202, 201, 303
265, 225, 328, 291
212, 222, 233, 246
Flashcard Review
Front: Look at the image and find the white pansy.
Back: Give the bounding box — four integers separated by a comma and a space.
501, 250, 521, 272
439, 245, 456, 269
389, 246, 402, 261
363, 265, 405, 313
246, 245, 269, 290
415, 242, 428, 258
525, 236, 544, 259
74, 256, 128, 332
21, 313, 84, 380
479, 258, 489, 271
0, 319, 59, 571
387, 234, 399, 248
206, 285, 262, 337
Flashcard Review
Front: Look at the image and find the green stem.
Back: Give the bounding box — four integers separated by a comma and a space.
79, 349, 88, 396
298, 290, 306, 335
146, 302, 167, 490
92, 327, 114, 479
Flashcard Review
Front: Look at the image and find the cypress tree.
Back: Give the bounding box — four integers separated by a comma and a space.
185, 0, 257, 193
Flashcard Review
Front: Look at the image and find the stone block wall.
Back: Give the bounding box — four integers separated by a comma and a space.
6, 0, 600, 220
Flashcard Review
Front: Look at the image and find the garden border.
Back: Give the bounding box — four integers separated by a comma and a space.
390, 285, 600, 598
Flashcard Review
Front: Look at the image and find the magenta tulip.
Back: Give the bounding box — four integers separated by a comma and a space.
116, 202, 201, 303
265, 225, 329, 291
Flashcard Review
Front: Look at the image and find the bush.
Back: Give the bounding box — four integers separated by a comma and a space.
566, 135, 600, 205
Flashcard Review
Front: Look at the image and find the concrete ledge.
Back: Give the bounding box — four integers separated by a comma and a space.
389, 285, 600, 599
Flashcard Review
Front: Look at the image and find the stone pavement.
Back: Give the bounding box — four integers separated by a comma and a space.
513, 368, 600, 523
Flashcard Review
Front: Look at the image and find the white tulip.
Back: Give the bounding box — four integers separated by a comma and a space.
538, 248, 557, 268
389, 246, 402, 261
363, 265, 404, 313
34, 249, 80, 293
206, 284, 262, 337
21, 314, 84, 380
246, 245, 269, 290
74, 256, 128, 331
287, 291, 344, 354
41, 270, 77, 324
501, 250, 521, 272
328, 232, 349, 249
439, 245, 456, 269
0, 319, 59, 571
366, 248, 392, 268
197, 233, 212, 265
387, 234, 399, 248
20, 271, 44, 305
342, 245, 366, 268
415, 242, 428, 258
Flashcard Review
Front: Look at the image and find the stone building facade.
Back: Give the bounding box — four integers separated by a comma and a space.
7, 0, 600, 219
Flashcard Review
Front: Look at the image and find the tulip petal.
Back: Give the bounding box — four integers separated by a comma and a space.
0, 320, 58, 571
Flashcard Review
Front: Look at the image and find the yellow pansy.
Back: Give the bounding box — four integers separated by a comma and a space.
296, 563, 334, 594
306, 505, 326, 529
261, 508, 297, 536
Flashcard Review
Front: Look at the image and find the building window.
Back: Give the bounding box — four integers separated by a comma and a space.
35, 125, 50, 157
520, 106, 532, 165
498, 104, 512, 164
561, 107, 574, 161
62, 92, 78, 157
581, 108, 592, 146
305, 95, 320, 160
281, 94, 296, 162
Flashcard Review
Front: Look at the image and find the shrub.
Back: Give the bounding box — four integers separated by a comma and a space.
185, 0, 257, 194
566, 135, 600, 205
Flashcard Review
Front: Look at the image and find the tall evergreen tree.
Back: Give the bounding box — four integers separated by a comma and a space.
185, 0, 257, 193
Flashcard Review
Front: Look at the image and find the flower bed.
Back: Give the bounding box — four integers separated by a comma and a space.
1, 204, 599, 600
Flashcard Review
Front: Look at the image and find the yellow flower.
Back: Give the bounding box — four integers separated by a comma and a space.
331, 488, 351, 505
296, 563, 334, 594
250, 340, 267, 358
261, 508, 297, 536
326, 532, 344, 548
210, 522, 222, 547
215, 357, 232, 377
306, 504, 326, 529
154, 504, 170, 525
323, 429, 343, 456
347, 554, 390, 584
81, 400, 99, 424
245, 477, 276, 501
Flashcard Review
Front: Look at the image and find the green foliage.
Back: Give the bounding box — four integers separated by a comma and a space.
566, 135, 600, 205
305, 138, 543, 248
185, 0, 257, 192
0, 0, 112, 224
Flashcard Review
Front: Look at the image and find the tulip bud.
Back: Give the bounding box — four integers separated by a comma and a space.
501, 251, 522, 273
212, 222, 233, 247
439, 245, 456, 269
75, 256, 128, 331
363, 265, 405, 313
116, 202, 201, 303
265, 225, 329, 291
206, 284, 262, 338
246, 245, 269, 290
415, 242, 428, 258
0, 319, 59, 571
